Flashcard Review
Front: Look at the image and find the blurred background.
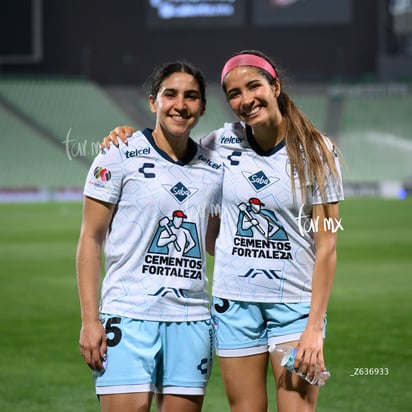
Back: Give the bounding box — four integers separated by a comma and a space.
1, 2, 411, 411
0, 0, 411, 197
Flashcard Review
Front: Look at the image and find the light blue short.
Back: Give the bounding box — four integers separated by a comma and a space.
211, 298, 326, 357
94, 314, 214, 395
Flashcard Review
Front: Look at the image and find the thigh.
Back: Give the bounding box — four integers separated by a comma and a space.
156, 393, 204, 412
211, 297, 268, 357
157, 320, 214, 395
265, 304, 323, 411
218, 353, 269, 412
270, 340, 319, 412
100, 392, 153, 412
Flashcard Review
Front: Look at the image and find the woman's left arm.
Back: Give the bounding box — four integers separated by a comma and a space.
295, 201, 339, 376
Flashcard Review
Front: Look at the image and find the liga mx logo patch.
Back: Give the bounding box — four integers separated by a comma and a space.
94, 166, 111, 181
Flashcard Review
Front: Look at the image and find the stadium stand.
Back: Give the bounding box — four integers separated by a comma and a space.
0, 103, 89, 189
190, 83, 237, 140
103, 84, 154, 128
1, 75, 411, 200
0, 76, 137, 158
290, 93, 329, 133
0, 76, 137, 197
337, 89, 412, 183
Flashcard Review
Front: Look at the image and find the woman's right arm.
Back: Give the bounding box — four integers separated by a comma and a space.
76, 196, 115, 372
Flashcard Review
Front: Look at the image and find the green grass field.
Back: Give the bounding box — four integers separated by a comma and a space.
0, 198, 411, 411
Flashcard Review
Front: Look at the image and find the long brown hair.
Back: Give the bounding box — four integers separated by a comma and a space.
223, 49, 341, 202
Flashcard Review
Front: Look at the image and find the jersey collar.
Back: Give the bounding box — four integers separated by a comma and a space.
245, 125, 285, 156
142, 128, 198, 165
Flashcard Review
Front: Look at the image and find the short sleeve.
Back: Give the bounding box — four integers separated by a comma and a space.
312, 139, 344, 204
83, 147, 124, 204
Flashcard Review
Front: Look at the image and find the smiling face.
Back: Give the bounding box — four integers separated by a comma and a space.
149, 71, 205, 140
223, 66, 282, 129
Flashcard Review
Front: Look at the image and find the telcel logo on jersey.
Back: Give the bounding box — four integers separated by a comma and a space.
197, 154, 222, 170
125, 147, 150, 158
220, 135, 241, 144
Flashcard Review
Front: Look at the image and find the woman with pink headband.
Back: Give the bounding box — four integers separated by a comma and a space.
101, 49, 344, 412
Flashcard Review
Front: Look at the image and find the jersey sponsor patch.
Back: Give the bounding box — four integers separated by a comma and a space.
163, 182, 199, 204
242, 170, 279, 191
142, 211, 202, 280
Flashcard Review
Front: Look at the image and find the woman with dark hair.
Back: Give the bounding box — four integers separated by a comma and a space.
77, 61, 223, 412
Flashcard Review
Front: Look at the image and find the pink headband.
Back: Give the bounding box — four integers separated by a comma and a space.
221, 54, 277, 84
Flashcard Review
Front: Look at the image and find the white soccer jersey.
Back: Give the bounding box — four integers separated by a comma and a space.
84, 129, 223, 322
200, 122, 344, 303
